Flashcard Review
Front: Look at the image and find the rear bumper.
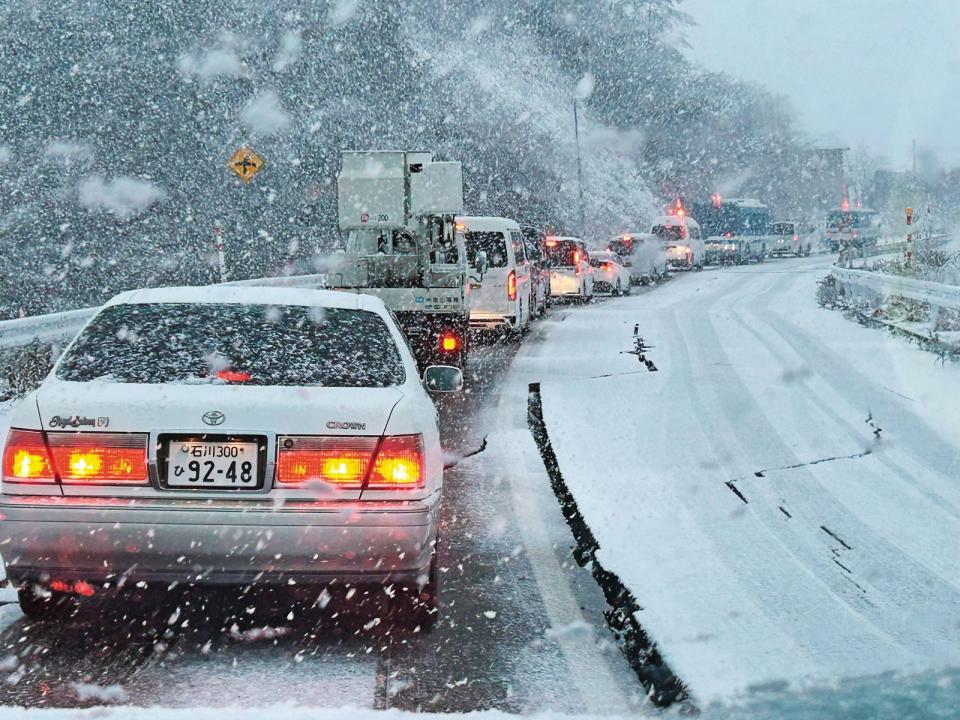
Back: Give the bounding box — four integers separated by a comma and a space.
469, 312, 518, 331
0, 495, 440, 586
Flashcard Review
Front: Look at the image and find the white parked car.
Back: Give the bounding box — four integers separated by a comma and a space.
0, 285, 461, 626
588, 251, 632, 295
459, 216, 533, 333
546, 236, 594, 302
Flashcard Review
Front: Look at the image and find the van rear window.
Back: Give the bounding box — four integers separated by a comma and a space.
545, 241, 581, 267
465, 232, 509, 268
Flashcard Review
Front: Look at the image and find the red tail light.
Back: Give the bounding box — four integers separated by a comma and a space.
216, 369, 251, 383
47, 433, 149, 485
603, 262, 614, 272
277, 436, 378, 488
440, 332, 461, 352
2, 429, 56, 483
368, 435, 424, 489
276, 435, 425, 490
3, 430, 148, 485
507, 270, 517, 301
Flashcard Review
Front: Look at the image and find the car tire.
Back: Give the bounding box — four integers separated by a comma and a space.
614, 280, 622, 296
17, 585, 77, 621
387, 551, 439, 632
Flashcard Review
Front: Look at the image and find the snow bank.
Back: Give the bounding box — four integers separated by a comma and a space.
78, 176, 166, 220
532, 259, 960, 704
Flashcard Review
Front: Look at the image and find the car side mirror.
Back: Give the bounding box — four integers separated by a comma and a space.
423, 365, 464, 393
475, 250, 489, 275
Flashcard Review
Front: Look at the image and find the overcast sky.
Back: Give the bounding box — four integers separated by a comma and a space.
682, 0, 960, 171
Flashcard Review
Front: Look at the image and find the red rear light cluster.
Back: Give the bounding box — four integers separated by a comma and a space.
439, 332, 462, 353
2, 430, 148, 485
507, 270, 517, 301
277, 434, 425, 490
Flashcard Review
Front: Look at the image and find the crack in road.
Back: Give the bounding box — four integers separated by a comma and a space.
821, 525, 853, 550
442, 436, 488, 470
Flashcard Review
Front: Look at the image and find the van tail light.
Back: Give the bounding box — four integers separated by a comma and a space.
276, 435, 425, 490
47, 433, 149, 485
507, 270, 517, 301
368, 435, 424, 489
3, 429, 56, 483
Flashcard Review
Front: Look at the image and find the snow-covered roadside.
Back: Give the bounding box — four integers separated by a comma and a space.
531, 258, 960, 705
0, 666, 958, 719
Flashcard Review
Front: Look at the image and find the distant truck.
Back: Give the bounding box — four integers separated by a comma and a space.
824, 208, 880, 251
333, 150, 472, 371
693, 197, 771, 264
651, 214, 704, 270
768, 220, 816, 257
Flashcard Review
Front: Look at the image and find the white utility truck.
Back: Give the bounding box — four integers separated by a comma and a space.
332, 150, 474, 371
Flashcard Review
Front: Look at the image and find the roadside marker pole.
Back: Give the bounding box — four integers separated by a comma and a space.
905, 206, 913, 273
214, 225, 228, 282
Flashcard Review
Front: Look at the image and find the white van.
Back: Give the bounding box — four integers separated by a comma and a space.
651, 215, 704, 270
458, 216, 533, 332
546, 236, 594, 301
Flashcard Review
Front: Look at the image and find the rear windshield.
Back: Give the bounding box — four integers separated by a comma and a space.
590, 255, 618, 267
465, 231, 509, 268
545, 240, 581, 267
652, 225, 684, 242
56, 303, 405, 387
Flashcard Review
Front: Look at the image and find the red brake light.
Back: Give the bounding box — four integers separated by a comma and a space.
276, 436, 378, 488
46, 433, 149, 485
216, 370, 251, 383
507, 270, 517, 301
276, 435, 425, 490
368, 435, 424, 489
2, 429, 55, 483
603, 262, 614, 272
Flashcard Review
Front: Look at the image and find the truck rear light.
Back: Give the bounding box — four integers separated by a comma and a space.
440, 332, 461, 352
2, 429, 56, 483
507, 270, 517, 301
276, 435, 425, 490
276, 436, 379, 488
368, 435, 424, 489
46, 433, 149, 485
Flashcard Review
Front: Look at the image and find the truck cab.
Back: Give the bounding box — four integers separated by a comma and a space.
334, 151, 471, 371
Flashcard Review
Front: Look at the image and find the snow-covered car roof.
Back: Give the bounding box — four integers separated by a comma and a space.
590, 250, 621, 260
102, 285, 375, 312
456, 215, 521, 231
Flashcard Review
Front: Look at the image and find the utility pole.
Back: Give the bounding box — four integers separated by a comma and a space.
573, 99, 586, 238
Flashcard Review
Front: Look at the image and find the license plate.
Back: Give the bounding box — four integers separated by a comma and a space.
166, 441, 259, 489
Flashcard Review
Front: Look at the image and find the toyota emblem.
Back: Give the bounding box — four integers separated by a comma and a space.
202, 410, 225, 426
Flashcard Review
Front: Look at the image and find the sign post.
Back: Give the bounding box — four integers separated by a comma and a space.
905, 206, 914, 272
213, 225, 228, 282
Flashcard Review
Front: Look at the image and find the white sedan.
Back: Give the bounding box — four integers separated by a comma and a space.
588, 251, 632, 295
0, 285, 461, 627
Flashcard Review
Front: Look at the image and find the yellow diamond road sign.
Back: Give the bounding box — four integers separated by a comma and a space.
228, 147, 264, 183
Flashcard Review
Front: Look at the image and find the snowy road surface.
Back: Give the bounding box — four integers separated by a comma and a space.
0, 342, 643, 712
535, 256, 960, 703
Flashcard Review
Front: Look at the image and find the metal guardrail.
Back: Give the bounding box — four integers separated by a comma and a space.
830, 267, 960, 311
0, 275, 333, 350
